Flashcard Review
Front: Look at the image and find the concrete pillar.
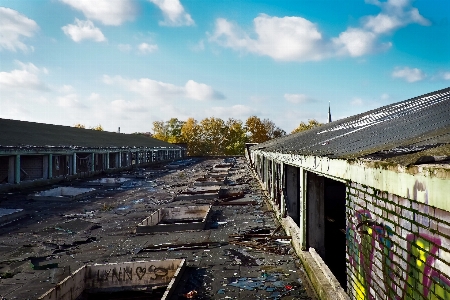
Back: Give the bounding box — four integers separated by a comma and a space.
8, 156, 14, 184
48, 154, 53, 178
91, 153, 95, 172
106, 152, 110, 169
43, 155, 49, 179
72, 153, 77, 175
15, 155, 20, 184
116, 153, 120, 168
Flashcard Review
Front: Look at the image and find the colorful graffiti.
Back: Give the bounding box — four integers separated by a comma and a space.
347, 209, 450, 300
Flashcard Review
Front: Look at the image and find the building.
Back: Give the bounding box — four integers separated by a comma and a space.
0, 119, 184, 191
247, 87, 450, 300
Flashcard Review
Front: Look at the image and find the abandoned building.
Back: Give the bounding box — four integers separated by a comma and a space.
0, 118, 184, 192
247, 87, 450, 299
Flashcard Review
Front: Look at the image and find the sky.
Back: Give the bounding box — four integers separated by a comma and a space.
0, 0, 449, 134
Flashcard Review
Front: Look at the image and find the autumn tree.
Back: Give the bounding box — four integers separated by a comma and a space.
291, 119, 322, 134
73, 123, 85, 129
199, 117, 226, 155
152, 118, 185, 143
224, 118, 246, 155
262, 118, 286, 139
180, 118, 203, 156
245, 116, 269, 143
90, 124, 104, 131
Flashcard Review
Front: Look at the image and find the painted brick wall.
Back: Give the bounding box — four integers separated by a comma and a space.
346, 181, 450, 300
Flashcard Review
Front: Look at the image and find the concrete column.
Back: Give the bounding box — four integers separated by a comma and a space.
91, 153, 95, 172
15, 155, 20, 184
48, 154, 53, 178
43, 155, 49, 179
144, 151, 147, 163
72, 153, 77, 175
116, 153, 120, 168
8, 156, 14, 184
106, 152, 110, 169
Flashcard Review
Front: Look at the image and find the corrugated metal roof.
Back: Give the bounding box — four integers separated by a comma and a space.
0, 118, 179, 150
252, 87, 450, 165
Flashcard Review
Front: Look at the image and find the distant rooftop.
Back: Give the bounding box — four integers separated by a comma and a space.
252, 87, 450, 166
0, 118, 179, 150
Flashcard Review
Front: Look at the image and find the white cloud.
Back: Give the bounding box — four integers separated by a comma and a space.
89, 92, 100, 100
62, 19, 106, 42
111, 99, 148, 113
210, 0, 429, 60
332, 28, 383, 57
185, 80, 224, 100
138, 43, 158, 54
57, 93, 86, 109
149, 0, 194, 27
351, 98, 364, 106
392, 67, 425, 82
284, 93, 314, 104
59, 84, 74, 93
210, 15, 326, 61
334, 0, 429, 56
103, 75, 224, 101
118, 43, 132, 52
381, 93, 390, 100
442, 72, 450, 80
207, 105, 258, 120
60, 0, 136, 26
0, 61, 48, 91
0, 7, 39, 52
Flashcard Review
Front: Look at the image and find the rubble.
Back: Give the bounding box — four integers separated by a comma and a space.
0, 157, 316, 300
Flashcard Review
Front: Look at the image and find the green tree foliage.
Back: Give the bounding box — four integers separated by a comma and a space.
291, 119, 322, 134
224, 118, 247, 155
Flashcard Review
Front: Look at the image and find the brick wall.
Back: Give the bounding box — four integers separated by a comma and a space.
346, 181, 450, 300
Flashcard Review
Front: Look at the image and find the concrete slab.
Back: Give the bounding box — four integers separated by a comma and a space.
38, 259, 185, 300
27, 187, 96, 201
136, 205, 212, 233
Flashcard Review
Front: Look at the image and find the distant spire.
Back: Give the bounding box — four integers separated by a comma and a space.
328, 102, 332, 123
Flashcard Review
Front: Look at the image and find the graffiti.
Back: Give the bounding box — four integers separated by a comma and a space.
347, 209, 450, 300
95, 265, 169, 282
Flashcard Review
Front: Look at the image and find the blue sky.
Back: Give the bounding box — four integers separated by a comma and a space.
0, 0, 449, 133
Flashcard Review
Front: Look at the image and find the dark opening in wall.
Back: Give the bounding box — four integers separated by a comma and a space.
324, 177, 347, 290
284, 164, 300, 226
307, 172, 347, 290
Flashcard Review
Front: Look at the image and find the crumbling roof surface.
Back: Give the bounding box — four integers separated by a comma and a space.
252, 87, 450, 165
0, 118, 179, 149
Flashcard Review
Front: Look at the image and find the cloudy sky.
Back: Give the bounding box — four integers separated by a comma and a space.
0, 0, 449, 133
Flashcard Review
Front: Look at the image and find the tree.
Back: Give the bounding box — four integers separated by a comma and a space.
224, 118, 246, 155
199, 117, 226, 155
262, 118, 286, 139
90, 124, 104, 131
152, 118, 185, 143
181, 118, 203, 156
245, 116, 269, 143
291, 119, 322, 134
73, 123, 85, 129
